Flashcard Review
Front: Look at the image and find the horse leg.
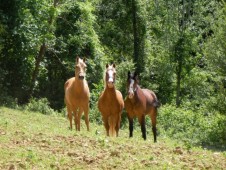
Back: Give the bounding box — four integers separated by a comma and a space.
128, 115, 134, 138
83, 105, 90, 131
77, 108, 83, 131
102, 115, 109, 136
66, 105, 73, 130
73, 108, 79, 131
109, 116, 116, 137
116, 114, 121, 137
138, 114, 146, 140
150, 108, 157, 143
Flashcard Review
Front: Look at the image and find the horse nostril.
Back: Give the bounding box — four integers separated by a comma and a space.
128, 93, 134, 99
79, 75, 84, 80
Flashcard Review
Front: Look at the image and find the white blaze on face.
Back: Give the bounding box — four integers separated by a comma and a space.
108, 69, 114, 83
77, 59, 86, 79
128, 79, 135, 98
106, 68, 115, 88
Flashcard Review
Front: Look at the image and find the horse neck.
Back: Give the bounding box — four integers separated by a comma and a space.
132, 85, 142, 102
104, 85, 117, 97
73, 77, 86, 91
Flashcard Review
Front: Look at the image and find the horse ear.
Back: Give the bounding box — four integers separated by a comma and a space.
134, 71, 139, 81
112, 63, 116, 68
83, 57, 86, 63
76, 56, 79, 63
128, 71, 131, 78
106, 64, 109, 68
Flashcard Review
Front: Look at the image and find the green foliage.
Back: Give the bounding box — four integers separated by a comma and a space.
158, 105, 226, 148
141, 50, 174, 104
25, 98, 55, 115
0, 0, 226, 150
89, 82, 104, 124
0, 94, 18, 109
115, 60, 135, 97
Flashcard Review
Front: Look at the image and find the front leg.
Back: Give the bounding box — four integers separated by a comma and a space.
128, 116, 134, 138
102, 115, 109, 136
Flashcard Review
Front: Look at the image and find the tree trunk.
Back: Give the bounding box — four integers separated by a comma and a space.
29, 43, 46, 98
176, 58, 182, 107
132, 0, 146, 74
132, 0, 139, 72
27, 0, 58, 101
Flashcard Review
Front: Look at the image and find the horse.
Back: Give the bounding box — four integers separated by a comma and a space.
98, 64, 124, 137
124, 71, 160, 142
64, 57, 90, 131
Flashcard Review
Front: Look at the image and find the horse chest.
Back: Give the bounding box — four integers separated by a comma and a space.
125, 97, 146, 117
104, 96, 120, 107
99, 92, 121, 114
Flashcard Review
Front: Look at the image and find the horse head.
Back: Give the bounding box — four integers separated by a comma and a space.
75, 57, 87, 80
127, 71, 139, 99
105, 64, 116, 88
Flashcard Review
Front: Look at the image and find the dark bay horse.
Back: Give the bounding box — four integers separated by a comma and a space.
64, 57, 90, 131
98, 64, 124, 137
124, 71, 160, 142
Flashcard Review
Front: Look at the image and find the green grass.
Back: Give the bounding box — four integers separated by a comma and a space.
0, 107, 225, 169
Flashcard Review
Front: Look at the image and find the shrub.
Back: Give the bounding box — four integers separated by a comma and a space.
0, 84, 18, 108
158, 104, 226, 149
25, 98, 55, 115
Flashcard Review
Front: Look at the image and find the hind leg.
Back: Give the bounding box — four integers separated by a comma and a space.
66, 105, 73, 130
138, 114, 146, 140
83, 104, 90, 131
150, 108, 157, 143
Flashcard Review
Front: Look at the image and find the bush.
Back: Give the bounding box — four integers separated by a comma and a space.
158, 104, 226, 149
25, 98, 55, 115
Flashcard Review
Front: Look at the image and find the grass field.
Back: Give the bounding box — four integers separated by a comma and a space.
0, 107, 225, 169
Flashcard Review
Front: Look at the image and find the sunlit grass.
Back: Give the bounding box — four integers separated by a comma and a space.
0, 107, 225, 169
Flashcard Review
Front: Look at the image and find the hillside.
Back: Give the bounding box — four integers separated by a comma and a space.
0, 107, 225, 170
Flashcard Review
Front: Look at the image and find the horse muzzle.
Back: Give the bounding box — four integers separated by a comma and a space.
128, 92, 134, 99
107, 78, 114, 88
107, 82, 114, 88
78, 73, 85, 80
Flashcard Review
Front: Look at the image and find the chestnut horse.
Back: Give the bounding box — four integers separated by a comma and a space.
98, 64, 124, 137
124, 71, 160, 142
64, 57, 90, 131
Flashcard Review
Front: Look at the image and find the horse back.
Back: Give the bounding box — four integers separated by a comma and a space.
142, 89, 160, 108
116, 90, 124, 109
64, 77, 74, 91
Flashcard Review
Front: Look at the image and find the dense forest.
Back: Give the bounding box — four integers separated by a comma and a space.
0, 0, 225, 147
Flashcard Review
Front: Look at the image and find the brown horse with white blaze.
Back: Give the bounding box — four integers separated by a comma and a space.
98, 64, 124, 137
124, 71, 160, 142
64, 57, 90, 131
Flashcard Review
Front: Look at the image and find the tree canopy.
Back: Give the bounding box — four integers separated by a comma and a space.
0, 0, 225, 115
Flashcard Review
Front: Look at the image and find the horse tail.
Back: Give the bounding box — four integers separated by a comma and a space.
154, 100, 161, 108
